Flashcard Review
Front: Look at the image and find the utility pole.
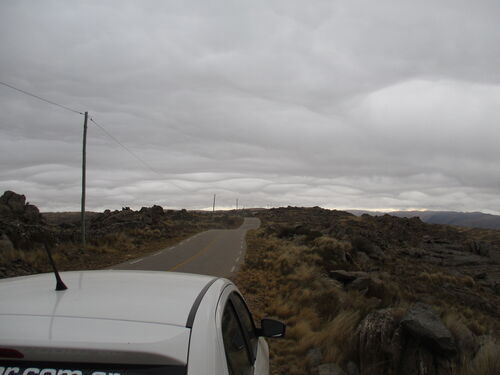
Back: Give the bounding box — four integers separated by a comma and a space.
212, 194, 216, 213
81, 111, 88, 248
236, 198, 239, 210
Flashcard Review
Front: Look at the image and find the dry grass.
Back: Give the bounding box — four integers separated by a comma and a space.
297, 310, 361, 363
234, 230, 377, 374
453, 338, 500, 375
418, 271, 475, 288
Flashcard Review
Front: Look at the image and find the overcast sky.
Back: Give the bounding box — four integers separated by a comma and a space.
1, 0, 499, 213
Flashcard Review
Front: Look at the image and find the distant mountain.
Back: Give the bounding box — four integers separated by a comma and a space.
348, 210, 500, 230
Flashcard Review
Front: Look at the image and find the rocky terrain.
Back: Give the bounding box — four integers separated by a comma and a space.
233, 206, 500, 375
349, 209, 500, 230
0, 190, 242, 278
3, 194, 499, 374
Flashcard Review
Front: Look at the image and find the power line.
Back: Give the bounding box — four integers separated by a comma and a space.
0, 81, 84, 115
89, 117, 163, 176
0, 79, 162, 178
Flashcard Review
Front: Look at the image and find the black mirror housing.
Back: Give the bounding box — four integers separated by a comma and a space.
258, 318, 286, 338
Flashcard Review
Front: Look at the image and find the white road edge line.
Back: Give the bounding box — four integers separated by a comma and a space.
130, 258, 143, 264
153, 251, 162, 256
231, 266, 236, 272
236, 257, 240, 262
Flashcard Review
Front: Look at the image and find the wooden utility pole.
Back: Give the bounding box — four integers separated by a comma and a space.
236, 198, 239, 210
81, 111, 88, 248
213, 194, 216, 213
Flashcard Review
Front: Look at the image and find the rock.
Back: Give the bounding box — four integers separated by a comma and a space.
329, 270, 368, 283
0, 233, 14, 252
23, 204, 42, 223
369, 245, 386, 260
474, 272, 487, 280
400, 303, 457, 356
357, 308, 402, 375
346, 361, 359, 375
307, 348, 322, 367
453, 321, 478, 356
347, 276, 387, 300
356, 251, 370, 264
398, 340, 440, 375
466, 240, 492, 257
0, 191, 43, 224
0, 190, 26, 213
317, 363, 347, 375
348, 276, 372, 291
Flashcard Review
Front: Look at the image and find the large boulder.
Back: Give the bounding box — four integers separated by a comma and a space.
358, 305, 458, 375
400, 303, 457, 356
0, 190, 26, 214
0, 191, 43, 224
23, 204, 42, 224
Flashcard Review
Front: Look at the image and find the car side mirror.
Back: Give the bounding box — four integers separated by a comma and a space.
257, 318, 286, 338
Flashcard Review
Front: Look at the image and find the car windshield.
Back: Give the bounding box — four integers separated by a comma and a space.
0, 362, 186, 375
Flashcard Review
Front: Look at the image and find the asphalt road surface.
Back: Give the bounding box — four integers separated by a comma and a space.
113, 217, 260, 277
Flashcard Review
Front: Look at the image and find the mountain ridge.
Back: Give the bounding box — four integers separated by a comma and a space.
348, 209, 500, 230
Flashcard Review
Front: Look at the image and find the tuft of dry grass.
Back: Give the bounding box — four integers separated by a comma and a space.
418, 271, 475, 288
234, 229, 377, 374
453, 338, 500, 375
297, 310, 361, 363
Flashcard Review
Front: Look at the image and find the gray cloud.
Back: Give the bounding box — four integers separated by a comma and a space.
1, 0, 499, 213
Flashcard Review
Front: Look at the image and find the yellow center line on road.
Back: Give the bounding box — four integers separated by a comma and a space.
168, 234, 220, 272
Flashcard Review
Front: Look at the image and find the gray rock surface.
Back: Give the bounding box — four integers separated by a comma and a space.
317, 363, 347, 375
400, 303, 457, 356
307, 348, 323, 367
355, 251, 370, 264
346, 361, 359, 375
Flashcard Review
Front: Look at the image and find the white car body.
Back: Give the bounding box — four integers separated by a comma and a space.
0, 271, 279, 375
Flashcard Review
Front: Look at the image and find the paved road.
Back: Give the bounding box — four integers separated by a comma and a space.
113, 217, 260, 277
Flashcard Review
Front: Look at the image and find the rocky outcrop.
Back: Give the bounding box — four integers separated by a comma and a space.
0, 191, 53, 252
400, 303, 457, 356
357, 304, 458, 375
0, 191, 43, 224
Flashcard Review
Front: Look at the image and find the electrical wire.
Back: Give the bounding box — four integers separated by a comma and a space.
0, 79, 162, 177
0, 80, 84, 115
89, 117, 163, 176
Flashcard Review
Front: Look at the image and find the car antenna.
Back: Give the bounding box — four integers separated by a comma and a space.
44, 244, 67, 291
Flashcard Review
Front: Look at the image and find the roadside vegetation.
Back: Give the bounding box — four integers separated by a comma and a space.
233, 207, 500, 375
